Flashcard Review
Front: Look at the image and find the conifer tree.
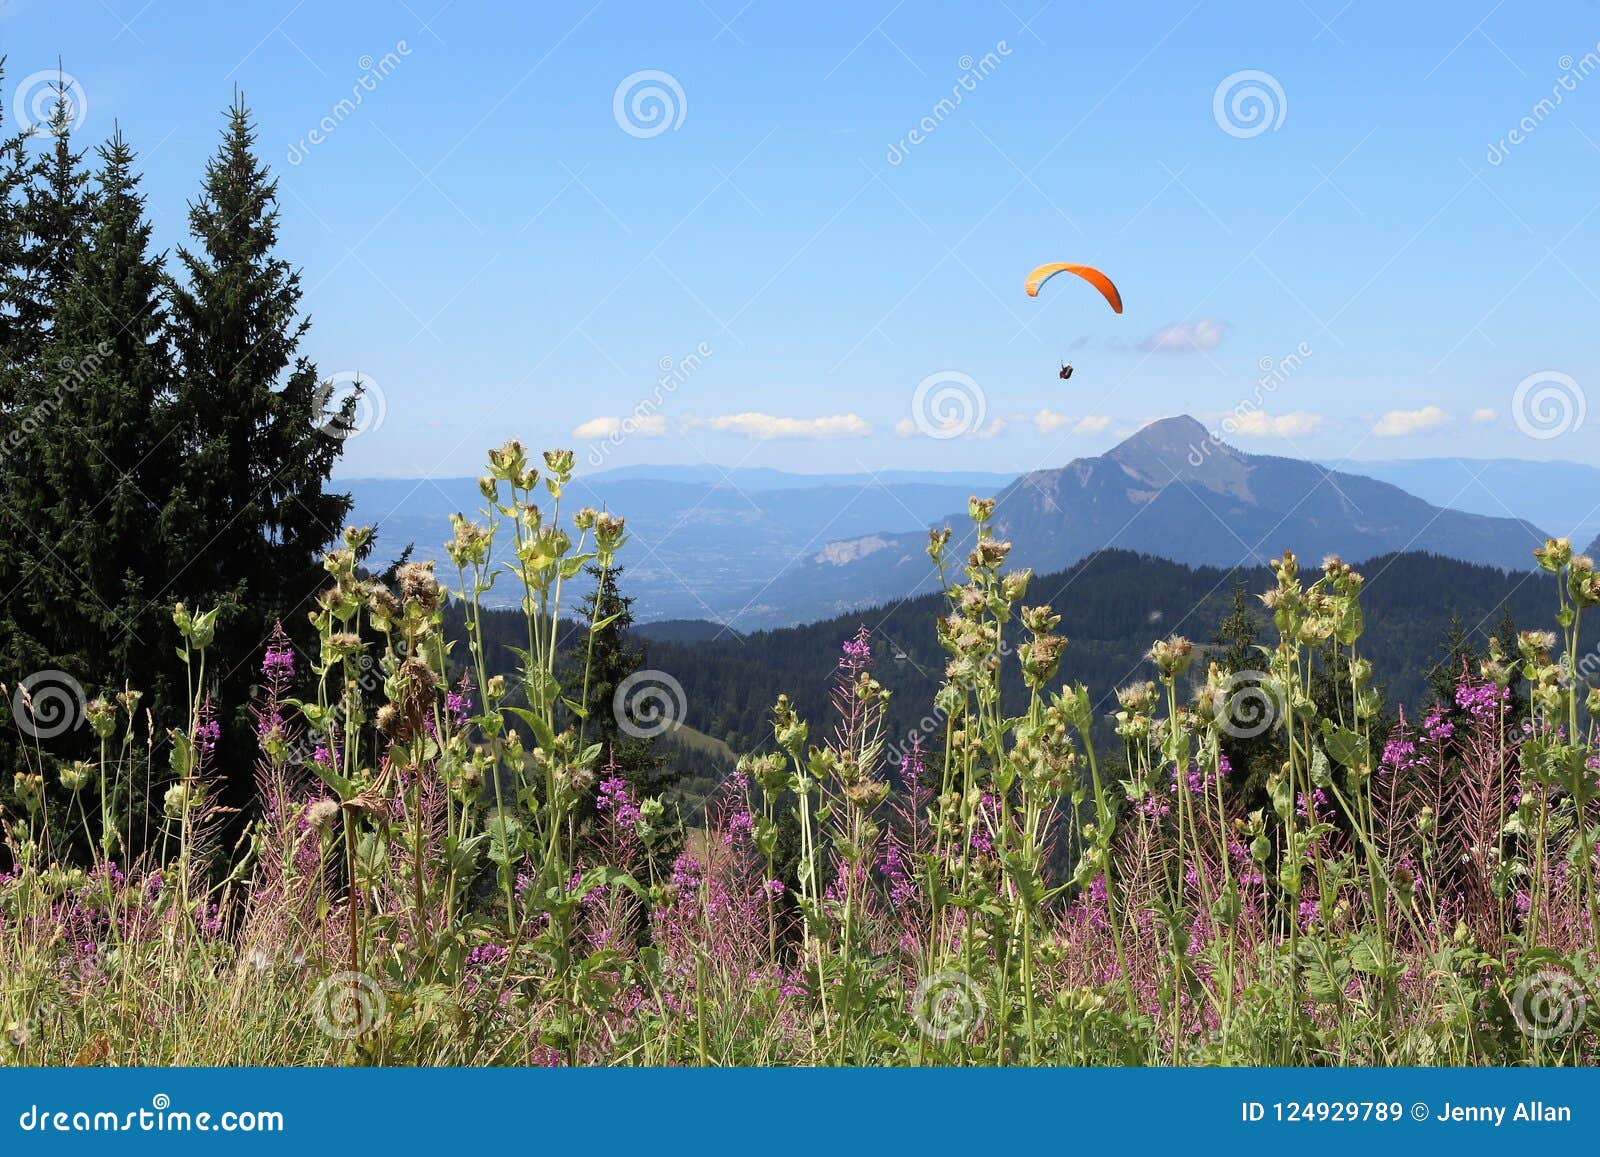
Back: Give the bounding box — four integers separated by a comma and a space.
568, 564, 679, 805
15, 75, 90, 360
17, 131, 174, 698
162, 95, 352, 727
0, 77, 91, 683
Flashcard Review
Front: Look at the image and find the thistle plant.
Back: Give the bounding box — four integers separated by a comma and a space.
2, 468, 1598, 1067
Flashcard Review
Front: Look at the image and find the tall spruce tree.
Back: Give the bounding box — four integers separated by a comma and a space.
568, 565, 679, 806
15, 76, 90, 360
0, 60, 35, 666
17, 131, 174, 700
0, 79, 91, 683
162, 95, 352, 732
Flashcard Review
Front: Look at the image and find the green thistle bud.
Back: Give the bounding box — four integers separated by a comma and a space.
58, 761, 93, 793
1533, 537, 1572, 573
486, 439, 527, 482
85, 697, 118, 741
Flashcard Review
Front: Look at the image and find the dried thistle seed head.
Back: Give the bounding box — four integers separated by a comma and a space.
58, 761, 93, 793
446, 514, 493, 569
968, 496, 996, 524
841, 777, 889, 809
1019, 634, 1068, 687
307, 798, 341, 831
1148, 635, 1195, 680
366, 582, 400, 626
1517, 630, 1557, 665
326, 632, 364, 662
968, 539, 1011, 570
395, 656, 438, 710
594, 514, 626, 556
1116, 680, 1158, 714
396, 561, 442, 613
1021, 604, 1060, 634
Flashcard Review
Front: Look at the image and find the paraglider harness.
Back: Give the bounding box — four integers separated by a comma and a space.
1058, 363, 1074, 381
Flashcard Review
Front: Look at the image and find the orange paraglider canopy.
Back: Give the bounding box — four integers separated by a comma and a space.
1024, 263, 1123, 314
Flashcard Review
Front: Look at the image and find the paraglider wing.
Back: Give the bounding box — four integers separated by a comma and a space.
1024, 263, 1123, 314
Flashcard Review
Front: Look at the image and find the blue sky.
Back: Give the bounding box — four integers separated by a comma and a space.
7, 0, 1600, 476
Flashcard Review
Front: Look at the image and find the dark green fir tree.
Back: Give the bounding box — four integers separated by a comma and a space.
162, 95, 353, 734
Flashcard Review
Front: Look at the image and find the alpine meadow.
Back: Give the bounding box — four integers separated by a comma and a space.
4, 4, 1600, 1078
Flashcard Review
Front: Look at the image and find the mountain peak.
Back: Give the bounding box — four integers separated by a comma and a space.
1123, 414, 1213, 445
1105, 415, 1243, 490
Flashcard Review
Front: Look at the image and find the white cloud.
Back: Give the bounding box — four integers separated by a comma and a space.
1141, 318, 1228, 353
1372, 405, 1451, 437
1225, 410, 1325, 438
1027, 409, 1114, 435
574, 414, 669, 439
1073, 415, 1113, 434
574, 417, 620, 439
700, 412, 871, 440
1470, 407, 1497, 425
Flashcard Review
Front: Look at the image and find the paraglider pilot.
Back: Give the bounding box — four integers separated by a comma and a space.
1058, 363, 1074, 381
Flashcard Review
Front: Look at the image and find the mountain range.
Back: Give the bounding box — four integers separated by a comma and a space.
725, 416, 1550, 628
346, 415, 1581, 630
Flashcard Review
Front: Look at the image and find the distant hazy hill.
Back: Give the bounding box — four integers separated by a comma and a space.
633, 619, 739, 643
343, 471, 1005, 621
1336, 456, 1600, 548
734, 416, 1549, 630
343, 418, 1565, 631
634, 549, 1573, 757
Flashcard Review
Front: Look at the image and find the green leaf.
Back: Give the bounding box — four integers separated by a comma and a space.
503, 706, 556, 750
1320, 721, 1368, 771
